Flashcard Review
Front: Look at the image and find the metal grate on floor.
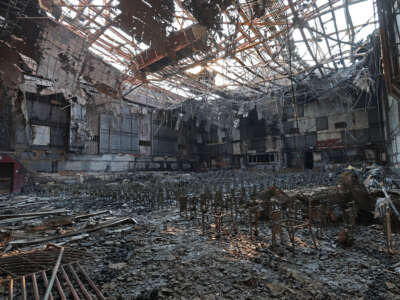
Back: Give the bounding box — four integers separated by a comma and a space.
0, 246, 89, 279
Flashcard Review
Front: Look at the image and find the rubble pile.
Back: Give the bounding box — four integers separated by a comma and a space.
0, 168, 400, 299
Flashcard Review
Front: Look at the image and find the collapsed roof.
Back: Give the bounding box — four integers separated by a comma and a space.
5, 0, 379, 103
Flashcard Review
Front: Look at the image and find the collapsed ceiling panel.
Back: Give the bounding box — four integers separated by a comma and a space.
116, 0, 175, 51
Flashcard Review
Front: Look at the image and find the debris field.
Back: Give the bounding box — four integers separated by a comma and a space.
1, 168, 400, 299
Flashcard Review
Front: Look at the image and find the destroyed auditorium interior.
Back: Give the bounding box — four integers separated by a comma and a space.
3, 0, 400, 299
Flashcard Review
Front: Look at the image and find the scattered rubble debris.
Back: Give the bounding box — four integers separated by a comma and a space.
1, 1, 400, 299
0, 168, 399, 298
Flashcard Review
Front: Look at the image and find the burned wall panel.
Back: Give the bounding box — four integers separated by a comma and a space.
152, 119, 178, 156
25, 93, 69, 150
82, 54, 122, 98
139, 113, 152, 156
69, 102, 91, 153
36, 21, 87, 95
99, 113, 139, 154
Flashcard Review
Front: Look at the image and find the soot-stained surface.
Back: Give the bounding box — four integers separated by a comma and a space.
2, 169, 400, 299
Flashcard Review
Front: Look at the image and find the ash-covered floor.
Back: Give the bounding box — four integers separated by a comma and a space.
1, 168, 400, 299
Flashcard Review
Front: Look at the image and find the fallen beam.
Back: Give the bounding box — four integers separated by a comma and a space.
10, 217, 137, 246
74, 210, 110, 220
0, 209, 70, 220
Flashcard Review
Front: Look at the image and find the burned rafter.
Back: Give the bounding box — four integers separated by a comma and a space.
328, 0, 346, 67
288, 0, 324, 76
344, 0, 356, 61
26, 0, 378, 101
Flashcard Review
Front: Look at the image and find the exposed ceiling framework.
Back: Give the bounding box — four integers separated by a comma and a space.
43, 0, 377, 102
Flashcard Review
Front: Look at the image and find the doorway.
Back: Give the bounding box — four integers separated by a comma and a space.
304, 151, 314, 169
0, 163, 13, 194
